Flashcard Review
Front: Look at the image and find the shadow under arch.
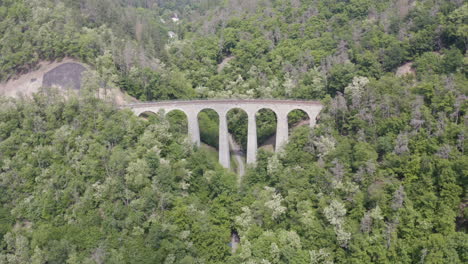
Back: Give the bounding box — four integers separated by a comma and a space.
256, 108, 278, 151
197, 108, 220, 149
287, 109, 310, 135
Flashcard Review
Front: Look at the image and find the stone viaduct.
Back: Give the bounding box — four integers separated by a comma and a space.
125, 100, 322, 169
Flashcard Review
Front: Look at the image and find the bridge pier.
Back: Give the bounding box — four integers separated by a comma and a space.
308, 110, 317, 128
218, 111, 230, 169
275, 112, 289, 151
246, 111, 257, 164
187, 112, 200, 146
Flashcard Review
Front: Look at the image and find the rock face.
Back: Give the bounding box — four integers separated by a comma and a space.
42, 62, 87, 90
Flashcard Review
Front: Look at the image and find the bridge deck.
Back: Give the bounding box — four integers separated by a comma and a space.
124, 99, 322, 108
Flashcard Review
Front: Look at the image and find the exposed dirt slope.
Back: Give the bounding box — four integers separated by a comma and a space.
0, 58, 137, 105
0, 58, 82, 98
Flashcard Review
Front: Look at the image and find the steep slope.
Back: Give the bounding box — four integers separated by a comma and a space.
0, 59, 137, 104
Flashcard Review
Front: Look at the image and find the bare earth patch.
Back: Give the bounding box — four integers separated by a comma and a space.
0, 58, 137, 105
0, 58, 82, 98
217, 56, 235, 73
396, 62, 415, 77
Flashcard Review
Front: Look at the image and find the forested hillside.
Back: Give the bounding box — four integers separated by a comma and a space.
0, 0, 467, 263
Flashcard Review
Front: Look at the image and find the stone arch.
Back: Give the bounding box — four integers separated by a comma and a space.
138, 110, 154, 117
256, 108, 278, 151
138, 110, 162, 119
287, 108, 311, 135
255, 107, 278, 117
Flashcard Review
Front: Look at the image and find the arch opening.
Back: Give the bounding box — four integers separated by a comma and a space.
197, 109, 219, 150
227, 108, 248, 174
287, 109, 310, 135
256, 108, 277, 152
227, 108, 248, 151
138, 110, 160, 119
138, 111, 163, 123
166, 109, 188, 136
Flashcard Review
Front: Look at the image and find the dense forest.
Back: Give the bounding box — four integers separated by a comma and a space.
0, 0, 467, 263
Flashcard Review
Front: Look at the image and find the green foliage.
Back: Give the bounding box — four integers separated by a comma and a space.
0, 0, 467, 263
199, 110, 219, 149
227, 109, 248, 149
327, 63, 357, 95
256, 109, 278, 146
0, 92, 237, 263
